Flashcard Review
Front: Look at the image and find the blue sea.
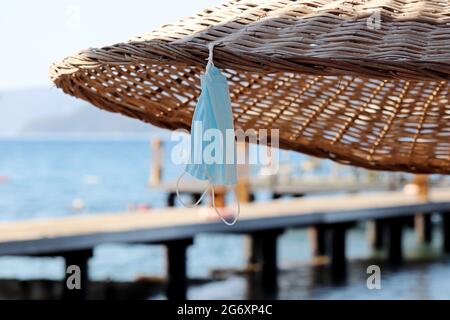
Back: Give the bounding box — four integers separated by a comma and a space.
1, 139, 450, 299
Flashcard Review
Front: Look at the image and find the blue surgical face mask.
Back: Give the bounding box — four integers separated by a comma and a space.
176, 43, 239, 225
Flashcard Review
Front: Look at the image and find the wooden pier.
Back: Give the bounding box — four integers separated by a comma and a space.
160, 179, 397, 205
1, 188, 450, 299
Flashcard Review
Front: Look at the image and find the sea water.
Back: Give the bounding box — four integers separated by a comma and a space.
1, 139, 450, 299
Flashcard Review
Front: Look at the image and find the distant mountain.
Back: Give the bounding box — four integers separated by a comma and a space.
0, 86, 169, 138
0, 87, 78, 136
21, 104, 167, 136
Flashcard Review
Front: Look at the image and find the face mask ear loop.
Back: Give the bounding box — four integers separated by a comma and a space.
210, 183, 240, 226
206, 42, 215, 71
176, 171, 210, 208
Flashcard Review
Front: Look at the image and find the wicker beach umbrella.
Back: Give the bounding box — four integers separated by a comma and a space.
50, 0, 450, 174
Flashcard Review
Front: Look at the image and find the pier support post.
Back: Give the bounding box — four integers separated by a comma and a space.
192, 193, 202, 205
212, 186, 226, 208
62, 249, 93, 300
328, 223, 350, 279
165, 238, 193, 300
169, 193, 203, 207
442, 212, 450, 253
271, 193, 282, 200
368, 219, 385, 250
167, 192, 177, 207
309, 224, 327, 257
387, 217, 404, 264
149, 139, 163, 187
291, 193, 305, 198
249, 229, 283, 296
415, 213, 432, 244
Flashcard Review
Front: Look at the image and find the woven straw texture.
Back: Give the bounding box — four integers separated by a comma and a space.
50, 0, 450, 174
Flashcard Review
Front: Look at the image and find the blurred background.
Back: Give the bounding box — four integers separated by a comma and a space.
1, 0, 450, 300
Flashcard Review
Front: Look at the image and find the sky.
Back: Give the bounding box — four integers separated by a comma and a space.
0, 0, 224, 90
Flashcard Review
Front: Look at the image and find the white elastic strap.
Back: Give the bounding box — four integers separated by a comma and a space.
176, 171, 209, 208
210, 183, 240, 226
203, 169, 240, 226
208, 42, 215, 66
176, 170, 240, 225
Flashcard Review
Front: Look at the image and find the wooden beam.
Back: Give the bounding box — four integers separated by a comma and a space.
149, 139, 163, 187
415, 213, 432, 244
413, 174, 429, 200
271, 192, 282, 200
165, 238, 193, 300
249, 229, 283, 295
212, 186, 226, 208
387, 217, 404, 264
191, 193, 202, 205
166, 192, 177, 207
368, 219, 385, 250
62, 249, 93, 300
328, 223, 350, 279
309, 224, 327, 257
442, 212, 450, 254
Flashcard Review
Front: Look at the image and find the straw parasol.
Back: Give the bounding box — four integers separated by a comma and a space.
50, 0, 450, 174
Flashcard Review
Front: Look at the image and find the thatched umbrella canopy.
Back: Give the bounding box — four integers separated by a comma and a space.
50, 0, 450, 174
